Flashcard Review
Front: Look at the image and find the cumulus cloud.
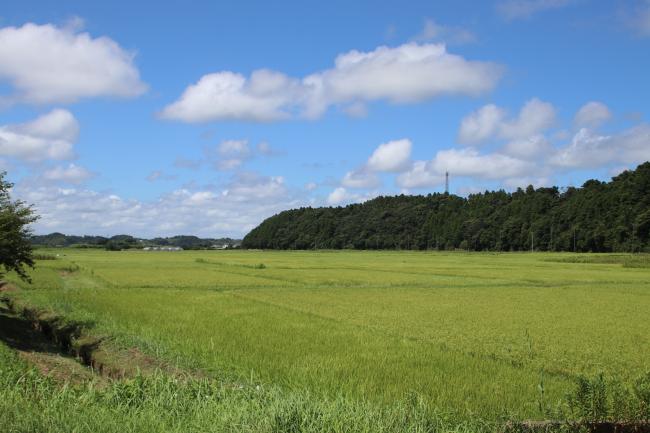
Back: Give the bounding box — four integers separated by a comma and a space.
0, 22, 146, 105
501, 134, 552, 159
394, 147, 537, 191
326, 187, 351, 205
42, 163, 94, 184
306, 43, 502, 111
366, 138, 412, 172
17, 171, 302, 238
458, 104, 505, 144
458, 98, 555, 144
396, 160, 444, 188
161, 43, 503, 122
551, 125, 650, 168
432, 148, 534, 179
0, 109, 79, 162
332, 138, 412, 190
496, 0, 574, 20
221, 171, 288, 201
413, 18, 476, 44
326, 187, 376, 206
574, 101, 612, 128
160, 70, 301, 122
499, 98, 556, 140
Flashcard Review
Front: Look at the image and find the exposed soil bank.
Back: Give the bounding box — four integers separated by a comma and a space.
0, 293, 189, 382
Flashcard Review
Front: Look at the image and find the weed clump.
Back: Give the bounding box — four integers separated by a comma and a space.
564, 372, 650, 422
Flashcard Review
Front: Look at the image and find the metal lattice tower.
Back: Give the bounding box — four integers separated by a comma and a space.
445, 171, 449, 194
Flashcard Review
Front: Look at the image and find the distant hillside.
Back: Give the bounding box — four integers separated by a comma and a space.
31, 233, 241, 250
243, 162, 650, 252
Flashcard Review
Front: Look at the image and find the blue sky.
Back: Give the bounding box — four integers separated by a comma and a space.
1, 0, 649, 237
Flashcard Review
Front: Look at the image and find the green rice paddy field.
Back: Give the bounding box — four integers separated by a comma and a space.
2, 250, 649, 432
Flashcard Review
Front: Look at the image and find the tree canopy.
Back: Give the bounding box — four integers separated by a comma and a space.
0, 173, 38, 281
243, 162, 650, 252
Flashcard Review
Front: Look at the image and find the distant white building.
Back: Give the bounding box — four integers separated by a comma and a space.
143, 246, 183, 251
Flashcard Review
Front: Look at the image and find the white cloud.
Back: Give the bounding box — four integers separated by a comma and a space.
221, 171, 287, 201
396, 161, 444, 188
574, 101, 612, 128
341, 169, 381, 189
499, 98, 556, 140
458, 104, 505, 144
308, 43, 502, 109
326, 187, 375, 206
387, 141, 536, 190
17, 171, 302, 238
333, 138, 411, 189
413, 18, 476, 44
218, 139, 250, 157
501, 134, 552, 159
218, 139, 251, 167
550, 128, 612, 168
42, 163, 94, 184
327, 187, 351, 205
497, 0, 574, 20
0, 109, 78, 162
304, 182, 318, 191
162, 43, 503, 122
366, 138, 412, 172
0, 22, 146, 105
551, 125, 650, 169
432, 148, 533, 179
615, 124, 650, 163
160, 70, 301, 122
458, 98, 555, 144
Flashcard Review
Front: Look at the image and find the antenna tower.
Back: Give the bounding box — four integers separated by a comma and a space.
445, 171, 449, 194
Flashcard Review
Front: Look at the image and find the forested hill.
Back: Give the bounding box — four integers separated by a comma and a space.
243, 162, 650, 252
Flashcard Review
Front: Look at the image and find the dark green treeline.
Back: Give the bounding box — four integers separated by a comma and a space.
243, 162, 650, 252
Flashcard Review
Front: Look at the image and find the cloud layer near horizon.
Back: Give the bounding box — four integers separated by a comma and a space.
17, 172, 303, 238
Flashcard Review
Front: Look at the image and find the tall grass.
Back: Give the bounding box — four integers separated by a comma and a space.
0, 344, 491, 433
